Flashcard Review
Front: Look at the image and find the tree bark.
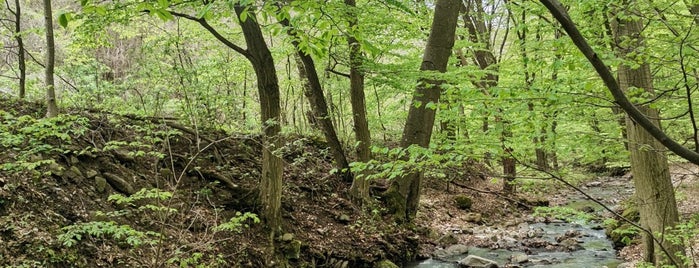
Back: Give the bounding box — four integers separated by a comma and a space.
613, 6, 684, 266
43, 0, 58, 117
345, 0, 372, 203
234, 6, 284, 233
387, 0, 460, 222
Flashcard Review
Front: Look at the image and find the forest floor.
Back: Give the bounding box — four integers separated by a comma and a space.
1, 97, 698, 267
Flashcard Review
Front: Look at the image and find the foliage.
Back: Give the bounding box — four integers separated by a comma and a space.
213, 211, 260, 233
0, 112, 89, 174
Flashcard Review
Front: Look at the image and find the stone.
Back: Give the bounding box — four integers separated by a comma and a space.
338, 214, 351, 223
84, 168, 99, 179
457, 255, 498, 268
49, 162, 64, 176
436, 233, 459, 246
283, 239, 301, 260
454, 195, 473, 210
65, 166, 85, 183
94, 176, 108, 193
586, 181, 602, 187
281, 233, 294, 242
373, 260, 399, 268
103, 172, 135, 194
511, 253, 529, 263
464, 212, 482, 223
559, 238, 583, 251
433, 244, 469, 261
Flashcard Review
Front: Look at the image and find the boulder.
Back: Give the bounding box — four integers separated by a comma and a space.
457, 255, 498, 268
511, 253, 528, 264
432, 244, 469, 261
464, 212, 482, 223
454, 195, 473, 210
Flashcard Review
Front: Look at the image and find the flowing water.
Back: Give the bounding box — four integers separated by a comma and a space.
407, 177, 633, 268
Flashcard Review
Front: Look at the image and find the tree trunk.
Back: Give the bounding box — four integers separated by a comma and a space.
613, 7, 684, 266
43, 0, 58, 117
386, 0, 460, 223
10, 0, 26, 99
280, 18, 352, 182
234, 6, 284, 233
345, 0, 372, 203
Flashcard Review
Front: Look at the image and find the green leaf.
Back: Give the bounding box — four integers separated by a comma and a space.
58, 13, 70, 28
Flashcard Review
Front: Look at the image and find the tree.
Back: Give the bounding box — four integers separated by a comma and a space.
539, 0, 699, 165
540, 0, 693, 265
344, 0, 372, 203
386, 0, 461, 222
5, 0, 26, 99
43, 0, 58, 117
167, 4, 284, 234
279, 13, 352, 183
612, 3, 684, 265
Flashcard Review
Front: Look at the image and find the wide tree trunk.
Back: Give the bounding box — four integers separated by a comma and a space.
43, 0, 58, 117
613, 7, 684, 266
386, 0, 460, 223
234, 6, 284, 233
345, 0, 372, 203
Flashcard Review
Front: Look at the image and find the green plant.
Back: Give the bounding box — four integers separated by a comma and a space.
58, 220, 161, 247
213, 212, 260, 233
0, 113, 89, 174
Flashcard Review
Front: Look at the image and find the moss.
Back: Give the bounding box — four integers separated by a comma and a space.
454, 195, 472, 210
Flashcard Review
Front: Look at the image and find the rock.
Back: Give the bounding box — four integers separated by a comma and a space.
281, 233, 294, 242
94, 176, 108, 193
84, 168, 99, 179
559, 238, 583, 251
454, 195, 473, 210
49, 162, 64, 176
102, 172, 135, 194
457, 255, 498, 268
433, 244, 469, 261
64, 166, 85, 183
436, 233, 459, 246
337, 214, 351, 223
282, 239, 301, 260
464, 212, 482, 223
69, 155, 80, 165
373, 260, 399, 268
511, 253, 528, 263
586, 181, 602, 187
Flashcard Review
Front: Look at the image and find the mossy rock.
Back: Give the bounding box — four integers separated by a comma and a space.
621, 206, 639, 222
454, 195, 472, 210
607, 223, 638, 249
282, 240, 302, 260
373, 260, 399, 268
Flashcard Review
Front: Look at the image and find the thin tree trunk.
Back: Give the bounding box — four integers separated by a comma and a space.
613, 6, 684, 266
280, 17, 352, 182
345, 0, 372, 203
43, 0, 58, 117
386, 0, 460, 222
9, 0, 26, 99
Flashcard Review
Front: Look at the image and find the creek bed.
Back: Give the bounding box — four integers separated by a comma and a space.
408, 177, 633, 268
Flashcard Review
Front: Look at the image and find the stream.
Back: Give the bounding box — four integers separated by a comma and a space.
407, 176, 634, 268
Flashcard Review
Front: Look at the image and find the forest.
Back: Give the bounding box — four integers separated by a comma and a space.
0, 0, 697, 267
